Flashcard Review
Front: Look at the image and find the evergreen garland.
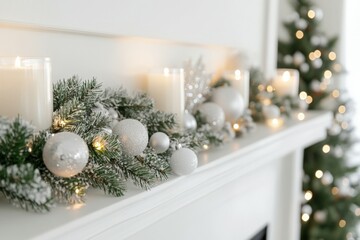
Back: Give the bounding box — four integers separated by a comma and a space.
0, 76, 225, 212
278, 0, 360, 239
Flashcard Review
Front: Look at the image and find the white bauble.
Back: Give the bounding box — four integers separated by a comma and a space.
108, 108, 119, 119
295, 18, 308, 30
311, 36, 321, 46
314, 8, 324, 21
197, 102, 225, 130
321, 171, 334, 185
302, 204, 313, 215
328, 122, 341, 136
310, 80, 321, 92
293, 51, 305, 66
319, 95, 338, 111
211, 87, 245, 122
43, 132, 89, 178
183, 111, 197, 131
262, 105, 281, 119
283, 55, 293, 65
312, 58, 323, 69
149, 132, 170, 154
113, 119, 148, 156
169, 148, 198, 176
319, 35, 328, 46
300, 63, 310, 73
314, 210, 327, 223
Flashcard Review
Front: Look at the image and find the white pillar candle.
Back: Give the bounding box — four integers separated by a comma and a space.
272, 68, 299, 97
223, 69, 250, 108
147, 68, 185, 127
0, 57, 53, 131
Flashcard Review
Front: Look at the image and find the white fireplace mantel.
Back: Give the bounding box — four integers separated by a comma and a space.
0, 111, 332, 240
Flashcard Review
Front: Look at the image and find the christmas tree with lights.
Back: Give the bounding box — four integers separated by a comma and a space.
278, 0, 360, 239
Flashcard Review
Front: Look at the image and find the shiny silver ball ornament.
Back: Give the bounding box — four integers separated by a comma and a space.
183, 111, 197, 131
43, 132, 89, 178
149, 132, 170, 154
113, 119, 148, 156
169, 148, 198, 175
262, 105, 281, 119
211, 87, 245, 122
197, 102, 225, 130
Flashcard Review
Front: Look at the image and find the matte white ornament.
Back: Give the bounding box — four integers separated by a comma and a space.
314, 210, 327, 223
312, 58, 323, 69
310, 80, 321, 92
113, 119, 148, 156
43, 132, 89, 178
310, 36, 321, 46
283, 55, 293, 65
108, 108, 119, 119
169, 148, 198, 175
321, 171, 333, 185
262, 105, 281, 119
211, 87, 245, 121
149, 132, 170, 154
197, 102, 225, 130
293, 51, 305, 66
300, 63, 310, 73
302, 204, 312, 214
319, 95, 338, 111
295, 18, 307, 30
183, 111, 197, 131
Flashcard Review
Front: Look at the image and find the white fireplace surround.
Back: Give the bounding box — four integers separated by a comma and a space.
0, 111, 331, 240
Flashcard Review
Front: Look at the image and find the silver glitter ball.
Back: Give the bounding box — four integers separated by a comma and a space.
169, 148, 198, 176
43, 132, 89, 178
211, 87, 245, 122
197, 102, 225, 130
113, 119, 148, 156
183, 111, 197, 131
149, 132, 170, 154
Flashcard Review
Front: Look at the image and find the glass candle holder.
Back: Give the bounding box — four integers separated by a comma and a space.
272, 68, 299, 98
0, 57, 53, 130
147, 68, 185, 128
222, 69, 250, 108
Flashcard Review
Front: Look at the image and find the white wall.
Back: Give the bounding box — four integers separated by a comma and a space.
0, 0, 279, 91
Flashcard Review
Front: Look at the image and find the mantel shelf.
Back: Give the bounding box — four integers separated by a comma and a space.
0, 111, 332, 240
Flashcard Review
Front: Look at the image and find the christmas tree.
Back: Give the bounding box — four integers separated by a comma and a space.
278, 0, 360, 239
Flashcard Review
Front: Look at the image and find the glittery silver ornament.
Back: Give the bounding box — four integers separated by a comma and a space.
169, 148, 198, 175
197, 102, 225, 130
43, 132, 89, 178
149, 132, 170, 154
262, 105, 281, 119
183, 111, 197, 131
113, 119, 148, 156
211, 87, 244, 122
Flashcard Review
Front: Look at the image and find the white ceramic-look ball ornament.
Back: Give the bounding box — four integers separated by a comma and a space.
149, 132, 170, 154
211, 87, 245, 122
169, 148, 198, 176
300, 63, 310, 73
108, 108, 119, 119
262, 105, 281, 119
283, 55, 293, 65
293, 51, 305, 66
295, 18, 307, 30
113, 119, 148, 156
319, 95, 338, 111
183, 111, 197, 131
314, 210, 327, 223
312, 58, 323, 69
43, 132, 89, 178
197, 102, 225, 130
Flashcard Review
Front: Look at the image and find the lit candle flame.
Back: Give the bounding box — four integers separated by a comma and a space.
14, 56, 21, 68
282, 71, 291, 82
235, 69, 241, 80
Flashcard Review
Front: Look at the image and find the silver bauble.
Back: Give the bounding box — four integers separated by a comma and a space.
311, 36, 321, 46
302, 204, 312, 215
328, 122, 341, 136
283, 55, 293, 65
314, 210, 327, 223
43, 132, 89, 178
312, 58, 323, 69
262, 105, 281, 119
295, 18, 308, 30
183, 111, 197, 131
319, 95, 338, 111
300, 63, 310, 73
211, 87, 245, 122
149, 132, 170, 154
293, 51, 305, 66
113, 119, 148, 156
169, 148, 198, 175
314, 8, 324, 21
321, 171, 333, 185
310, 80, 321, 92
197, 102, 225, 130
